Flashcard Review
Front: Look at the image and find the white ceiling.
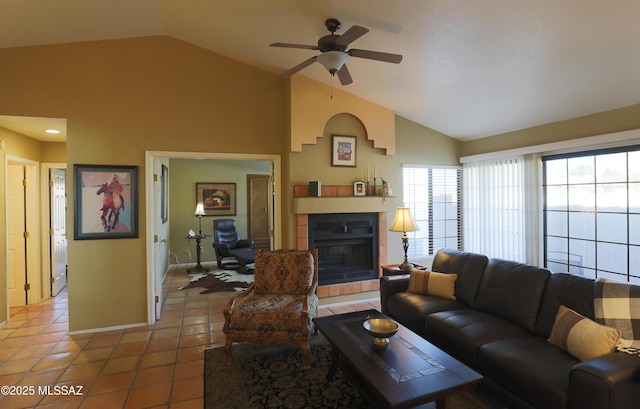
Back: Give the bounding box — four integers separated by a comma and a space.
2, 0, 640, 142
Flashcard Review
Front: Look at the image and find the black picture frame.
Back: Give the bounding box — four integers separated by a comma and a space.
74, 164, 139, 239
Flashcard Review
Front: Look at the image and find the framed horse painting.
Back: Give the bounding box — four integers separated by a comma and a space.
74, 164, 139, 239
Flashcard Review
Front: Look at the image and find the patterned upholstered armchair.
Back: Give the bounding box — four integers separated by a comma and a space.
222, 249, 319, 368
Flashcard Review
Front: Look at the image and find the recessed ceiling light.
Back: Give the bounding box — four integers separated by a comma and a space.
45, 129, 61, 134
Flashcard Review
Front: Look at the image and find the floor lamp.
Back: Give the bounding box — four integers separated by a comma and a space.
388, 207, 419, 270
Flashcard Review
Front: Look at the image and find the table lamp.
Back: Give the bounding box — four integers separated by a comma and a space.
194, 202, 206, 236
389, 207, 419, 270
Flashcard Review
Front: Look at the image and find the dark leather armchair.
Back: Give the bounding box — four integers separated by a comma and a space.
212, 219, 255, 270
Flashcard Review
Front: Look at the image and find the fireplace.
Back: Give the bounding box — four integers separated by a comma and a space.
308, 213, 378, 286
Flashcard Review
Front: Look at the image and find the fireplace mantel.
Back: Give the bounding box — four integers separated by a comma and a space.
294, 197, 398, 214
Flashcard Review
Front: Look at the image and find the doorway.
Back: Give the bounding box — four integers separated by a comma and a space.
144, 151, 282, 325
50, 168, 67, 295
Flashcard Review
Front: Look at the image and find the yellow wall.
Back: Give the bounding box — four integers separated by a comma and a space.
0, 36, 287, 331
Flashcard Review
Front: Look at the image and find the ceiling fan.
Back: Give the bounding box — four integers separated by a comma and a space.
270, 18, 402, 85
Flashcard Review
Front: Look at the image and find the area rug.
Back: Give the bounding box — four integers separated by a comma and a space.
204, 335, 505, 409
179, 268, 253, 294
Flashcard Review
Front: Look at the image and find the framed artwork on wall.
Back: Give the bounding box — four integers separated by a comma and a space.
332, 135, 357, 167
196, 182, 236, 216
74, 164, 139, 239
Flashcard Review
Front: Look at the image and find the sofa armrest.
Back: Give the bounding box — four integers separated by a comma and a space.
380, 275, 410, 315
570, 352, 640, 409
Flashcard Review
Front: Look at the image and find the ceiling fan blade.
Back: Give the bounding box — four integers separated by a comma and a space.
270, 42, 318, 50
348, 49, 403, 64
279, 56, 318, 78
337, 64, 353, 86
335, 25, 369, 47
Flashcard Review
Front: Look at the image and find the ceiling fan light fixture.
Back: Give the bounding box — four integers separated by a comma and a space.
317, 51, 349, 74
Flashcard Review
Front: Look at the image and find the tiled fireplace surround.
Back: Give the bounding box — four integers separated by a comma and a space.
295, 212, 388, 299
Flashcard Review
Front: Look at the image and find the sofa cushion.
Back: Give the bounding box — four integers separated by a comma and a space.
408, 269, 457, 300
474, 258, 550, 333
387, 292, 465, 334
431, 249, 488, 307
535, 272, 595, 337
479, 337, 578, 409
425, 309, 531, 367
548, 305, 620, 361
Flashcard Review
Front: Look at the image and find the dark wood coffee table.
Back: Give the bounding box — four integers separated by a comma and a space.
313, 309, 483, 409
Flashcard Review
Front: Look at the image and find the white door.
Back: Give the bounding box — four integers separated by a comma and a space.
51, 168, 67, 295
8, 164, 26, 307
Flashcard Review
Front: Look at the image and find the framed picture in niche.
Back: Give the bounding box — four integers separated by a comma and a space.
332, 135, 357, 167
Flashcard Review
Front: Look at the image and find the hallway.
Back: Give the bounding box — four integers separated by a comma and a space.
0, 264, 380, 408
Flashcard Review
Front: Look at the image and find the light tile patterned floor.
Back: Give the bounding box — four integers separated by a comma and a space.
0, 264, 380, 408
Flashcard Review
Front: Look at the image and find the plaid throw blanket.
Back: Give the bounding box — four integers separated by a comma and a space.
594, 278, 640, 354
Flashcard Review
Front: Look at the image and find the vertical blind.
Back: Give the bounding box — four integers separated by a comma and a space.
403, 166, 461, 257
463, 156, 527, 262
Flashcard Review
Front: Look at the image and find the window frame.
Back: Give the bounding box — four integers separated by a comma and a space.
402, 165, 462, 258
542, 144, 640, 284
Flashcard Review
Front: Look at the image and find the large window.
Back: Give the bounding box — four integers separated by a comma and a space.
462, 156, 536, 263
543, 146, 640, 284
402, 166, 461, 258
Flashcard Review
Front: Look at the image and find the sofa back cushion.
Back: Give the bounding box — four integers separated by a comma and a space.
475, 258, 550, 333
431, 249, 488, 307
535, 272, 595, 337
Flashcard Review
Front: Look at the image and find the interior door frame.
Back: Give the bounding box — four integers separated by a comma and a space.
144, 151, 282, 325
40, 163, 67, 301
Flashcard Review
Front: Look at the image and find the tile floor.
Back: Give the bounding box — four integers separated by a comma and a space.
0, 264, 381, 409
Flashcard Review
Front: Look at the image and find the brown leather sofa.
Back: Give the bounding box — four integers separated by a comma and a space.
380, 248, 640, 409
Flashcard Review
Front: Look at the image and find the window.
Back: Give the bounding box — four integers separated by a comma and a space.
402, 166, 461, 258
462, 156, 533, 262
543, 146, 640, 284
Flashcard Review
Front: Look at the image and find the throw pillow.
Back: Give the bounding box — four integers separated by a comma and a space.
548, 305, 621, 361
407, 269, 457, 300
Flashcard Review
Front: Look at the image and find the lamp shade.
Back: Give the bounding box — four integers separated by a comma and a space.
194, 202, 206, 216
316, 51, 349, 74
389, 207, 419, 233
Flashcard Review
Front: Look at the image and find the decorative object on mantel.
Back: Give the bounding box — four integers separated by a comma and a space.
381, 177, 391, 202
332, 135, 357, 167
309, 181, 322, 197
353, 180, 366, 196
389, 207, 420, 270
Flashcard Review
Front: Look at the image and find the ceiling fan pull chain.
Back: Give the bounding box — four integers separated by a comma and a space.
330, 75, 334, 99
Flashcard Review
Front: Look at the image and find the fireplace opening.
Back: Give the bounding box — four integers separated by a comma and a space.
308, 213, 378, 286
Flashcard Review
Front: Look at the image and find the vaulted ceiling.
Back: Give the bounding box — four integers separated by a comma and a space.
2, 0, 640, 142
